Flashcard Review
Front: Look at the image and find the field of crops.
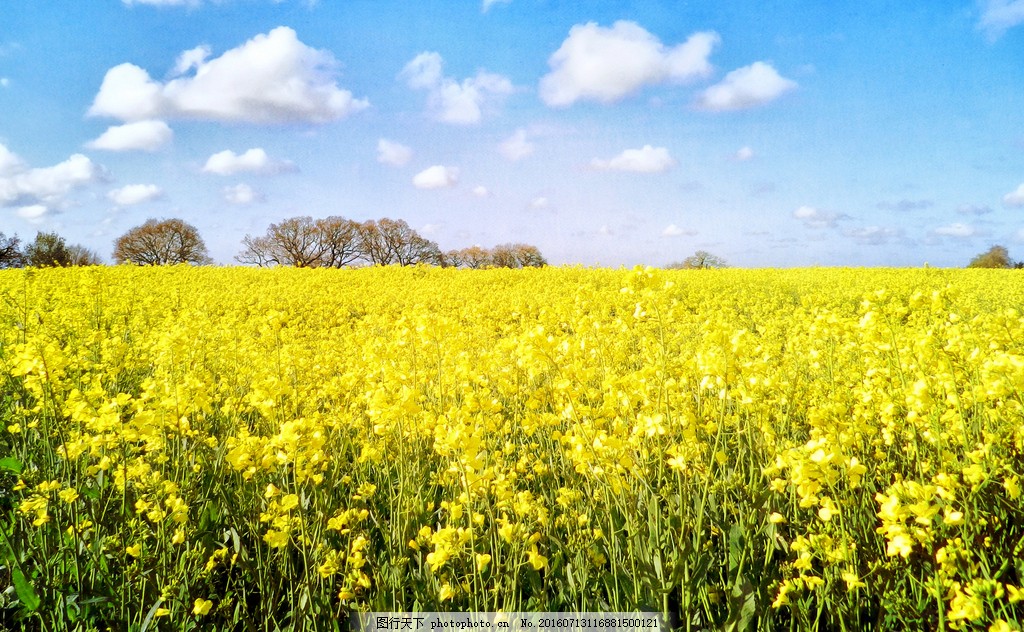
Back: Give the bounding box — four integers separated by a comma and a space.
1, 265, 1023, 631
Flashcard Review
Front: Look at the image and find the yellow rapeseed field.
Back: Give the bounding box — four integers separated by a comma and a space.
1, 265, 1023, 630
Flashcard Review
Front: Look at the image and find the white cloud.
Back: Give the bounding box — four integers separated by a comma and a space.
591, 145, 675, 173
86, 119, 173, 152
107, 183, 163, 206
662, 224, 696, 237
0, 144, 100, 208
88, 27, 369, 124
1003, 183, 1024, 207
481, 0, 511, 11
172, 45, 211, 76
16, 205, 49, 223
539, 22, 719, 107
734, 146, 755, 161
499, 129, 534, 161
412, 165, 459, 189
793, 205, 847, 229
223, 183, 262, 205
843, 226, 899, 245
696, 61, 796, 111
377, 139, 413, 167
0, 78, 9, 88
529, 196, 549, 209
202, 148, 294, 176
933, 222, 976, 238
978, 0, 1024, 39
0, 144, 24, 176
472, 185, 490, 197
400, 52, 514, 125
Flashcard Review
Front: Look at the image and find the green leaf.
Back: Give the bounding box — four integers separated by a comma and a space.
0, 457, 23, 474
12, 568, 41, 612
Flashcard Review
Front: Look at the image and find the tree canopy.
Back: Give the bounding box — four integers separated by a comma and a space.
967, 245, 1014, 269
113, 219, 212, 265
667, 250, 728, 270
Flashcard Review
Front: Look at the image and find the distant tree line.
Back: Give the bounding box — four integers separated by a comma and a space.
237, 215, 547, 269
0, 216, 547, 270
0, 231, 102, 268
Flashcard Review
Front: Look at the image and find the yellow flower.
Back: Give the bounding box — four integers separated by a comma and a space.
527, 546, 548, 571
193, 598, 213, 616
126, 544, 142, 558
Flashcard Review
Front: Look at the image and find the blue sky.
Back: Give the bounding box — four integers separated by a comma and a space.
1, 0, 1023, 267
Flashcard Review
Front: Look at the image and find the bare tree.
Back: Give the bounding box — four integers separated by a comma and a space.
357, 218, 441, 266
0, 232, 24, 269
488, 243, 547, 268
67, 244, 103, 266
668, 250, 728, 270
454, 245, 493, 269
237, 217, 324, 267
317, 216, 362, 267
113, 219, 212, 265
237, 216, 363, 268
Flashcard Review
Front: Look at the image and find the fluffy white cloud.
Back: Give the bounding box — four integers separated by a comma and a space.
661, 224, 696, 237
202, 148, 293, 176
400, 52, 514, 125
591, 145, 675, 173
0, 144, 100, 208
86, 119, 173, 152
88, 27, 369, 124
499, 129, 534, 161
1003, 183, 1024, 207
793, 205, 847, 229
978, 0, 1024, 39
377, 139, 413, 167
539, 21, 719, 107
472, 185, 491, 197
933, 222, 976, 238
107, 183, 163, 206
696, 62, 796, 111
223, 183, 262, 205
16, 205, 49, 223
412, 165, 459, 189
734, 146, 755, 161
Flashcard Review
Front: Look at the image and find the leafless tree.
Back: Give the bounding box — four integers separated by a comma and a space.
113, 219, 212, 265
237, 216, 362, 268
489, 243, 547, 268
357, 218, 441, 266
0, 232, 24, 269
67, 244, 103, 266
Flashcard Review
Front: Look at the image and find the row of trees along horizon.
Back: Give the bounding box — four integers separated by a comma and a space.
1, 218, 1018, 270
0, 217, 547, 270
